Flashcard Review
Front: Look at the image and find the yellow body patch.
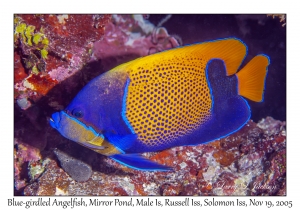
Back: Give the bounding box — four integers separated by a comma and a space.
124, 51, 213, 146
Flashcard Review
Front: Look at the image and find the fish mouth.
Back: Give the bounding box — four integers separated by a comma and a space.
49, 112, 61, 129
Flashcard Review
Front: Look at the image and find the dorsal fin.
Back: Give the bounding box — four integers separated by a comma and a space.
125, 38, 247, 76
188, 38, 247, 75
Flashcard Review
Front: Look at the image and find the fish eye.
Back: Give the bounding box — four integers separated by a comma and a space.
72, 108, 84, 118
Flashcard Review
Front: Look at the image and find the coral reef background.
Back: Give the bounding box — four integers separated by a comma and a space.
14, 14, 286, 196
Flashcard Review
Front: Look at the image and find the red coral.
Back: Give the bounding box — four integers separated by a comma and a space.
14, 14, 112, 106
14, 52, 28, 83
198, 180, 213, 194
26, 74, 58, 95
213, 150, 236, 167
160, 184, 182, 195
113, 187, 129, 196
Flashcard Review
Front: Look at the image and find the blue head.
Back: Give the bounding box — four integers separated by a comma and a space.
49, 79, 109, 150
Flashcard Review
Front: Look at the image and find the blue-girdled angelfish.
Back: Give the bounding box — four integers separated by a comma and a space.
50, 38, 270, 171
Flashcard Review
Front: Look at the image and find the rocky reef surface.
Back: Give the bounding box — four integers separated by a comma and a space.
20, 117, 286, 196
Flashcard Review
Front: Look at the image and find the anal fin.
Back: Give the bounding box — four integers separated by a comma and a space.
111, 154, 173, 171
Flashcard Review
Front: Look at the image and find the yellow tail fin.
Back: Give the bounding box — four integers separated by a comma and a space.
236, 55, 270, 102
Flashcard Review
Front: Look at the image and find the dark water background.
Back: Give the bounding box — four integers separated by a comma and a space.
149, 14, 286, 122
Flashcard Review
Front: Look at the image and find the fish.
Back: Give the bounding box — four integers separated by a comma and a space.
50, 38, 270, 171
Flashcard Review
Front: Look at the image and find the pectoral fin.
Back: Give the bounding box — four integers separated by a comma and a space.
111, 154, 173, 171
105, 133, 138, 151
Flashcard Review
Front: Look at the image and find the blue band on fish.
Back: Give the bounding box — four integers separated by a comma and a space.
121, 78, 135, 134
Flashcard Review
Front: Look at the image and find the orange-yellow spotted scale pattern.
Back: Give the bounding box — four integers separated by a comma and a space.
125, 53, 212, 147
